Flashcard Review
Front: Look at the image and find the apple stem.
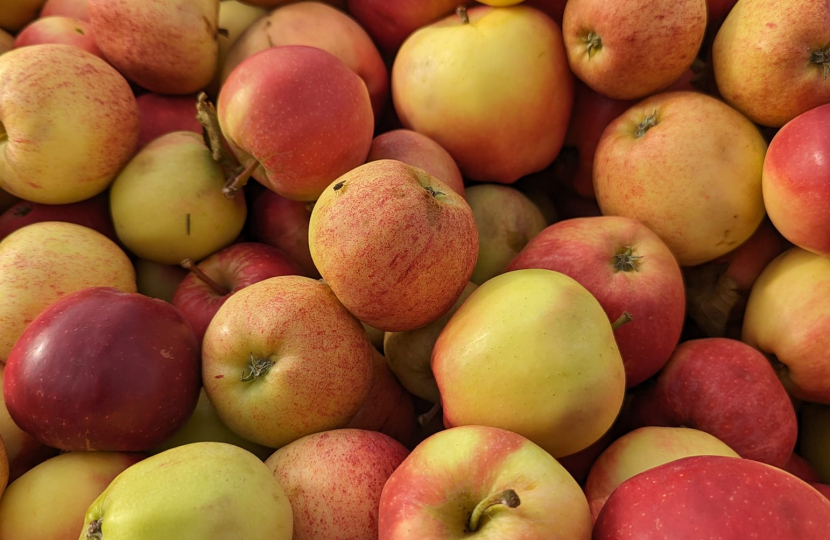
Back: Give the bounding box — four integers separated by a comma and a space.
812, 46, 830, 79
636, 110, 659, 137
468, 489, 521, 532
217, 27, 230, 38
180, 258, 229, 296
195, 93, 236, 169
417, 401, 442, 426
224, 159, 259, 199
582, 31, 602, 58
242, 352, 275, 382
85, 519, 103, 540
612, 246, 643, 272
611, 311, 633, 331
456, 5, 470, 24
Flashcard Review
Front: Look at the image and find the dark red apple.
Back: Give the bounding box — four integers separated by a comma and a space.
813, 483, 830, 501
0, 192, 116, 242
135, 93, 202, 150
171, 242, 304, 343
783, 452, 822, 483
3, 287, 201, 452
594, 455, 830, 539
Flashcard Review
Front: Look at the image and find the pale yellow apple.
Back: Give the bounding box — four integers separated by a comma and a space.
0, 451, 141, 540
743, 248, 830, 404
206, 0, 267, 97
79, 442, 293, 540
0, 222, 136, 362
800, 403, 830, 483
0, 44, 140, 204
584, 426, 739, 522
109, 131, 247, 265
0, 0, 46, 32
432, 269, 626, 457
0, 29, 13, 54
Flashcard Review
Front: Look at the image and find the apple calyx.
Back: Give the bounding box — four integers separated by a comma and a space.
611, 311, 633, 331
85, 519, 103, 540
456, 5, 470, 25
812, 46, 830, 79
582, 31, 602, 58
636, 110, 659, 137
468, 489, 521, 532
180, 258, 230, 296
612, 246, 643, 272
242, 352, 275, 382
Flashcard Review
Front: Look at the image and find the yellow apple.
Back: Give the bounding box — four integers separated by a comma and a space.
0, 222, 136, 362
432, 268, 626, 457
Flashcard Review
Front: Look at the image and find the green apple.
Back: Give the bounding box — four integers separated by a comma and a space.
432, 268, 626, 457
800, 403, 830, 483
79, 442, 293, 540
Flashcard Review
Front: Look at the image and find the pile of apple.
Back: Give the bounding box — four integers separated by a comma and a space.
0, 0, 829, 538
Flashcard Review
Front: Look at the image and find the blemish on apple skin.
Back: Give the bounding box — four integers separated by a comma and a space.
215, 374, 225, 379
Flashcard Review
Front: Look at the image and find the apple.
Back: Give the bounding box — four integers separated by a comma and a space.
345, 0, 459, 55
0, 451, 141, 540
40, 0, 89, 20
562, 0, 706, 100
762, 103, 830, 256
556, 421, 623, 485
0, 44, 139, 205
88, 0, 219, 95
366, 129, 465, 197
0, 221, 136, 363
221, 1, 388, 119
0, 30, 11, 54
202, 276, 375, 449
525, 0, 567, 24
507, 216, 686, 388
465, 184, 548, 285
742, 248, 830, 404
265, 429, 410, 540
627, 338, 798, 467
206, 0, 266, 98
585, 426, 739, 522
0, 0, 46, 32
309, 159, 478, 332
4, 286, 201, 452
708, 0, 738, 23
217, 45, 374, 202
13, 16, 102, 59
393, 5, 574, 184
384, 282, 478, 404
245, 184, 319, 278
80, 442, 293, 540
135, 93, 203, 150
0, 192, 117, 243
799, 402, 830, 483
594, 91, 767, 267
783, 452, 822, 484
712, 0, 830, 127
433, 269, 626, 458
134, 259, 189, 304
813, 483, 830, 502
172, 241, 304, 343
109, 131, 248, 265
594, 455, 830, 539
378, 425, 592, 540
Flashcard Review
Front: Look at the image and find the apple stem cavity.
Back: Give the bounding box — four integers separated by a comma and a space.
812, 46, 830, 79
180, 258, 229, 296
456, 5, 470, 24
613, 246, 643, 272
636, 110, 659, 137
242, 352, 275, 383
582, 31, 602, 58
417, 401, 442, 426
424, 186, 445, 198
224, 159, 258, 199
85, 519, 103, 540
468, 489, 521, 532
611, 311, 633, 331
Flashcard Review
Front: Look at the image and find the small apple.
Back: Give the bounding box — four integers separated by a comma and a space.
135, 93, 202, 150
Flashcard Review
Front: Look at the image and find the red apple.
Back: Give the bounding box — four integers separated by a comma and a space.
594, 455, 830, 539
13, 16, 102, 58
813, 483, 830, 501
707, 0, 738, 22
3, 287, 201, 452
40, 0, 89, 20
172, 241, 304, 344
627, 338, 798, 467
783, 452, 822, 484
135, 93, 202, 150
0, 192, 116, 243
507, 216, 686, 388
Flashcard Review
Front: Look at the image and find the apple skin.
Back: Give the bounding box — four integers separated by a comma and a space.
0, 451, 142, 540
344, 0, 459, 55
202, 276, 375, 449
378, 425, 592, 540
88, 0, 219, 95
13, 16, 102, 58
712, 0, 830, 127
799, 402, 830, 483
585, 426, 739, 522
594, 455, 830, 539
507, 216, 686, 388
134, 259, 189, 304
0, 44, 140, 205
393, 6, 574, 184
366, 129, 465, 198
39, 0, 89, 20
762, 103, 830, 256
172, 241, 304, 344
594, 91, 767, 267
0, 0, 46, 32
265, 429, 410, 540
3, 286, 202, 452
218, 45, 374, 202
433, 269, 626, 458
813, 483, 830, 501
206, 0, 266, 98
135, 93, 202, 150
562, 0, 706, 100
627, 338, 798, 467
742, 248, 830, 404
309, 160, 478, 332
0, 192, 116, 243
0, 221, 136, 363
222, 1, 388, 120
